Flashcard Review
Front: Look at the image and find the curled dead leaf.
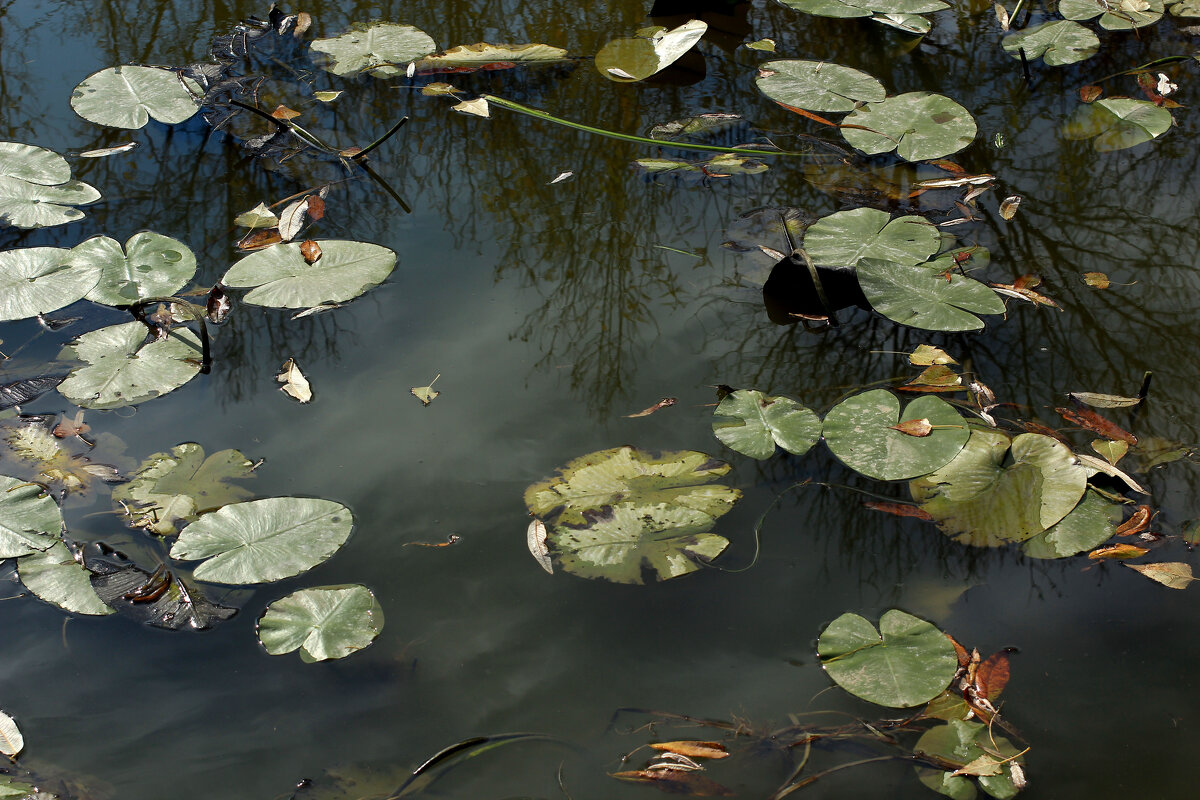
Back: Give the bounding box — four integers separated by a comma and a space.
1083, 272, 1110, 289
892, 418, 934, 437
276, 358, 312, 403
649, 741, 729, 759
527, 518, 552, 574
625, 398, 678, 418
1116, 505, 1153, 537
1089, 543, 1150, 560
1080, 85, 1102, 103
863, 501, 934, 521
299, 240, 322, 264
999, 195, 1022, 220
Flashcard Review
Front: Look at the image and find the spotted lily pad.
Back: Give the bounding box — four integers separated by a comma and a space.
818, 610, 958, 708
712, 390, 821, 459
57, 321, 203, 410
841, 92, 978, 162
258, 584, 384, 662
524, 447, 740, 583
822, 390, 969, 481
0, 142, 101, 229
1002, 20, 1100, 66
755, 60, 886, 113
856, 255, 1006, 332
310, 22, 438, 77
804, 208, 940, 267
0, 247, 101, 321
1059, 0, 1164, 29
1063, 98, 1173, 152
777, 0, 950, 17
910, 430, 1089, 546
69, 232, 197, 306
221, 240, 397, 308
70, 66, 199, 129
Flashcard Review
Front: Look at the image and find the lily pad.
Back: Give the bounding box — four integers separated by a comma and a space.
1059, 0, 1164, 29
0, 175, 102, 229
169, 497, 354, 584
914, 720, 1024, 800
712, 389, 822, 459
0, 711, 22, 757
910, 430, 1089, 546
69, 232, 197, 306
841, 92, 977, 162
822, 390, 969, 480
777, 0, 950, 17
1063, 98, 1173, 152
310, 22, 438, 77
818, 609, 958, 708
595, 19, 707, 82
112, 443, 257, 535
872, 11, 934, 32
415, 42, 569, 71
16, 541, 114, 616
1002, 20, 1100, 66
755, 60, 886, 113
57, 321, 203, 410
525, 446, 740, 524
0, 476, 63, 558
70, 65, 199, 129
257, 584, 384, 662
1021, 488, 1121, 559
856, 256, 1006, 332
0, 141, 71, 185
221, 240, 397, 308
804, 208, 940, 268
0, 247, 101, 321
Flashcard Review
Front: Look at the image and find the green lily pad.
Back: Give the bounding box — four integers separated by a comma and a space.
0, 175, 102, 229
549, 502, 729, 584
856, 256, 1006, 332
595, 19, 707, 82
777, 0, 949, 17
634, 153, 768, 175
16, 541, 115, 616
0, 476, 62, 558
221, 240, 397, 308
525, 446, 740, 524
871, 11, 934, 32
1169, 0, 1200, 14
754, 60, 886, 113
0, 711, 22, 757
649, 113, 743, 140
910, 430, 1089, 547
69, 232, 197, 306
804, 208, 940, 268
70, 65, 199, 129
0, 141, 71, 185
0, 774, 33, 796
258, 584, 384, 662
415, 42, 568, 71
1060, 0, 1164, 28
57, 321, 203, 410
1021, 488, 1122, 559
310, 22, 438, 77
818, 609, 958, 708
841, 92, 977, 162
0, 247, 101, 321
112, 443, 257, 535
712, 389, 821, 459
914, 720, 1024, 800
1063, 98, 1173, 152
169, 497, 354, 584
822, 390, 969, 481
1002, 20, 1100, 66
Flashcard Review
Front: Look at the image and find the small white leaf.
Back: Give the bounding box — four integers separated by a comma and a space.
527, 518, 553, 574
276, 358, 312, 403
452, 98, 490, 117
0, 710, 22, 756
314, 91, 343, 102
234, 202, 279, 229
995, 3, 1011, 30
549, 171, 574, 185
1075, 453, 1148, 494
1157, 73, 1177, 96
79, 142, 139, 158
277, 198, 310, 242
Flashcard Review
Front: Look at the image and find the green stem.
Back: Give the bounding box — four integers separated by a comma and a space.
482, 94, 815, 158
352, 116, 410, 161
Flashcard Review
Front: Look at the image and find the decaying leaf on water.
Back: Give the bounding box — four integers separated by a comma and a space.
863, 501, 934, 521
994, 2, 1011, 29
278, 197, 310, 242
953, 755, 1004, 777
1115, 505, 1153, 536
79, 142, 138, 158
1083, 271, 1110, 288
0, 375, 65, 410
974, 649, 1011, 701
207, 285, 231, 324
1056, 406, 1137, 444
299, 240, 322, 264
53, 409, 90, 441
0, 709, 23, 756
1125, 561, 1197, 589
452, 98, 491, 117
991, 279, 1060, 308
900, 364, 963, 392
237, 228, 283, 251
411, 374, 441, 406
420, 82, 460, 96
611, 766, 733, 796
1080, 85, 1103, 103
1075, 453, 1149, 495
271, 104, 300, 121
1069, 390, 1141, 409
1181, 519, 1200, 547
1091, 438, 1129, 464
527, 518, 552, 574
909, 344, 957, 366
234, 202, 278, 230
277, 358, 312, 403
626, 397, 677, 418
1089, 543, 1150, 559
999, 195, 1022, 220
745, 37, 776, 51
291, 303, 342, 319
649, 741, 729, 759
892, 418, 934, 437
314, 90, 343, 102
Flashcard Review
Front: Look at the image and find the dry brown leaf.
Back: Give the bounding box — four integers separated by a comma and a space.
863, 501, 934, 521
300, 240, 322, 265
1056, 407, 1137, 444
276, 358, 312, 403
53, 410, 90, 439
626, 398, 678, 418
237, 228, 283, 251
1089, 543, 1150, 560
611, 768, 733, 796
1083, 272, 1110, 289
649, 741, 729, 760
892, 418, 933, 437
271, 105, 300, 121
278, 197, 310, 242
975, 650, 1011, 700
999, 195, 1022, 220
527, 519, 552, 574
1125, 562, 1197, 589
1116, 505, 1153, 537
909, 365, 962, 388
1080, 85, 1102, 103
909, 344, 957, 366
946, 634, 971, 669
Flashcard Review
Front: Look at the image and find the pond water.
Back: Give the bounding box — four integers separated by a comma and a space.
2, 0, 1200, 798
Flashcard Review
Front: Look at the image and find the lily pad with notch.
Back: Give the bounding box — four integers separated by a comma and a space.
221, 240, 397, 308
1021, 488, 1121, 559
1001, 20, 1100, 66
595, 20, 707, 82
712, 389, 822, 459
1059, 0, 1164, 29
822, 390, 969, 481
169, 497, 354, 584
310, 22, 438, 77
803, 208, 940, 268
0, 248, 101, 321
0, 475, 63, 558
840, 92, 978, 162
56, 321, 203, 410
0, 146, 101, 229
68, 232, 198, 306
16, 541, 114, 616
754, 59, 886, 113
914, 719, 1025, 799
1063, 98, 1173, 152
856, 255, 1006, 332
818, 609, 958, 708
70, 65, 200, 129
257, 584, 383, 662
910, 430, 1089, 547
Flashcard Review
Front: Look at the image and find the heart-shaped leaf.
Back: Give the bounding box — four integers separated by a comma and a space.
818, 609, 958, 707
1002, 20, 1100, 66
169, 497, 354, 584
310, 22, 438, 77
712, 389, 821, 459
1021, 489, 1122, 559
70, 232, 197, 306
914, 720, 1025, 799
221, 240, 397, 308
595, 20, 707, 82
857, 256, 1006, 331
1063, 98, 1173, 152
0, 141, 71, 185
70, 66, 199, 129
841, 92, 978, 161
0, 176, 102, 229
755, 59, 886, 113
804, 208, 940, 267
57, 321, 202, 410
258, 584, 384, 661
0, 247, 101, 321
0, 476, 62, 558
822, 390, 969, 480
1060, 0, 1164, 28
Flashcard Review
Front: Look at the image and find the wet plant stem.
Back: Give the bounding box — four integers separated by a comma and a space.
772, 755, 896, 798
482, 94, 816, 158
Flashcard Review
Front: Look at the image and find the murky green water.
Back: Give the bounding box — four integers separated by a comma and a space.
2, 0, 1200, 798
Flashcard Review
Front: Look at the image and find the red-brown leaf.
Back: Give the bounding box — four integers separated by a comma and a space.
1055, 407, 1137, 445
299, 240, 322, 265
975, 651, 1011, 700
237, 228, 283, 251
649, 741, 729, 760
1115, 505, 1153, 537
863, 501, 933, 521
306, 195, 326, 221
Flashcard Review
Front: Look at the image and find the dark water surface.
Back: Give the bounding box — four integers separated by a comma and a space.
2, 1, 1200, 798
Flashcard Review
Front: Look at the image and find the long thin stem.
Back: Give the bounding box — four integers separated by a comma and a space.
482, 94, 816, 158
